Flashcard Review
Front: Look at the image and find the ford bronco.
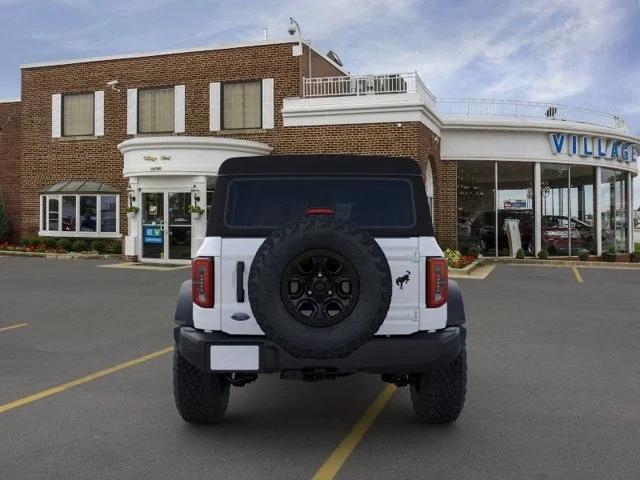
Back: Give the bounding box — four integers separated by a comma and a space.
173, 155, 467, 424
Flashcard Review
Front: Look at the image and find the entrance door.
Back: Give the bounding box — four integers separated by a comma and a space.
141, 192, 192, 262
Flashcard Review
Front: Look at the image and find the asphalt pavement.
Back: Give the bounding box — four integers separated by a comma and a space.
0, 257, 638, 479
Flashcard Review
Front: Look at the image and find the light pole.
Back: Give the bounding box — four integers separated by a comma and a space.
288, 17, 312, 86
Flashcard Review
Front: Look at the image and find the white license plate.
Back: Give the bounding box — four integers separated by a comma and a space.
210, 345, 259, 371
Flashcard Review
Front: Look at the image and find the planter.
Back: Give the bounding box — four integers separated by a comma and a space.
190, 212, 202, 220
127, 212, 137, 221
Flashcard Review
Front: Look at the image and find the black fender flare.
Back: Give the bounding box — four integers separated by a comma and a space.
446, 280, 466, 326
174, 280, 193, 327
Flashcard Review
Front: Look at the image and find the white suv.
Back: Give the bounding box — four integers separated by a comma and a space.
173, 155, 467, 424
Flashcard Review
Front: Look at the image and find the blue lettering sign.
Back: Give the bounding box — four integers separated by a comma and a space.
143, 226, 164, 245
569, 135, 578, 155
549, 133, 565, 154
580, 136, 593, 156
596, 138, 607, 157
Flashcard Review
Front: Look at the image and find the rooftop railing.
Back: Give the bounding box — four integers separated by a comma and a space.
301, 74, 628, 132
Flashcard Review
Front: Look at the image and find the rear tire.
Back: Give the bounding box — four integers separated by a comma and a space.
173, 348, 230, 424
409, 348, 467, 424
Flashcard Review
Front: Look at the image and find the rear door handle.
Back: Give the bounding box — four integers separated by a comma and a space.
236, 261, 245, 303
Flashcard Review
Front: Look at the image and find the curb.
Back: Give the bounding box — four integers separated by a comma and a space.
492, 258, 640, 269
449, 258, 485, 275
0, 250, 119, 260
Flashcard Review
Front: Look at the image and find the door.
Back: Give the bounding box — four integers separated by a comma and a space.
141, 192, 165, 260
141, 192, 192, 262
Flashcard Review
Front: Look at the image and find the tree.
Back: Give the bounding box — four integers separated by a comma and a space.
0, 194, 10, 241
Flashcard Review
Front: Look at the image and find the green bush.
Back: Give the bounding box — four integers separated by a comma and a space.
537, 250, 549, 260
602, 246, 617, 262
40, 237, 57, 249
515, 248, 525, 259
0, 195, 9, 241
577, 250, 590, 261
71, 239, 88, 252
108, 241, 122, 254
630, 252, 640, 263
468, 246, 480, 257
56, 238, 72, 251
20, 236, 39, 247
90, 240, 107, 253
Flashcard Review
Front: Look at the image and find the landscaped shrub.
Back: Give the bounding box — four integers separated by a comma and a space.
0, 195, 9, 241
444, 249, 462, 268
602, 246, 617, 262
56, 238, 72, 251
630, 252, 640, 263
577, 250, 590, 261
41, 237, 57, 249
90, 240, 107, 253
71, 239, 88, 252
108, 241, 122, 254
20, 236, 39, 247
537, 250, 549, 260
515, 248, 525, 259
468, 246, 480, 258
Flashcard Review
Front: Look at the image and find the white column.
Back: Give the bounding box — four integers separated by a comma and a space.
595, 166, 602, 256
125, 177, 139, 258
628, 171, 634, 253
191, 175, 207, 259
534, 162, 541, 255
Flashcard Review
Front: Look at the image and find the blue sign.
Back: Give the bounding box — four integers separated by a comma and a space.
548, 132, 638, 163
144, 226, 163, 245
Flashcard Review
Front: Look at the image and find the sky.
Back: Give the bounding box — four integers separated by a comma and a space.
1, 0, 639, 205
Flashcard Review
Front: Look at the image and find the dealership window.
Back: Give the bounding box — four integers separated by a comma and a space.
138, 87, 175, 133
222, 81, 261, 129
40, 182, 120, 237
457, 161, 496, 256
600, 168, 628, 253
497, 162, 534, 256
569, 166, 596, 255
62, 93, 94, 136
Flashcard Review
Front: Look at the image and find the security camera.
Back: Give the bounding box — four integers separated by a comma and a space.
287, 24, 297, 35
107, 80, 120, 92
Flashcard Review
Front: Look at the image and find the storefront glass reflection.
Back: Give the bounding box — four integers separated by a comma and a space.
541, 164, 570, 255
457, 161, 495, 256
569, 166, 596, 254
600, 168, 628, 253
497, 163, 534, 256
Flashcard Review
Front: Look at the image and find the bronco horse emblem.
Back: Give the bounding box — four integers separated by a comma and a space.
395, 271, 411, 290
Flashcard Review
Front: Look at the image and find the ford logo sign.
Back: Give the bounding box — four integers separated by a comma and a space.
231, 312, 251, 321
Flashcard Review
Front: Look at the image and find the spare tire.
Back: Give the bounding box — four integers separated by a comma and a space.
248, 215, 392, 359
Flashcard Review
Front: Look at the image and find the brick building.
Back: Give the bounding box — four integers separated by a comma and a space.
0, 38, 638, 261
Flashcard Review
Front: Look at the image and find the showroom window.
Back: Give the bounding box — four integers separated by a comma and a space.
40, 181, 120, 238
457, 161, 496, 256
497, 162, 534, 256
222, 81, 261, 130
138, 87, 175, 133
62, 93, 94, 136
600, 168, 628, 253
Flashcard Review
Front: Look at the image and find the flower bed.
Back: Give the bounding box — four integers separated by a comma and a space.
0, 236, 121, 255
444, 249, 478, 269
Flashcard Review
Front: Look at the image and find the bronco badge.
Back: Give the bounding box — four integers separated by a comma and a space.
395, 271, 411, 290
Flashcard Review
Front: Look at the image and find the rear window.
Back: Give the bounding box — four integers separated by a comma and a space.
224, 177, 416, 229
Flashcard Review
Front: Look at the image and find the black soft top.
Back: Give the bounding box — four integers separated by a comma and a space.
218, 155, 423, 176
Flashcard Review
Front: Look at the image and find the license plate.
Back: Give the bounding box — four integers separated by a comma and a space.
210, 345, 259, 371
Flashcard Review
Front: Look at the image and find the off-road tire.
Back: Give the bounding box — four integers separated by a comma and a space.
173, 348, 230, 424
410, 348, 467, 424
248, 215, 392, 359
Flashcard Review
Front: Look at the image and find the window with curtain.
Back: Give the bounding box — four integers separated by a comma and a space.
138, 88, 175, 133
62, 93, 94, 136
223, 81, 261, 129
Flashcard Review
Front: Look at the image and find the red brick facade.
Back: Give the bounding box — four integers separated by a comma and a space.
0, 101, 21, 241
3, 41, 453, 248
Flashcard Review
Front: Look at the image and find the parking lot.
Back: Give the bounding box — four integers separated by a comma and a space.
1, 257, 639, 479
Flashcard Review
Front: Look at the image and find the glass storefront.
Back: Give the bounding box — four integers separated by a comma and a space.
458, 161, 630, 256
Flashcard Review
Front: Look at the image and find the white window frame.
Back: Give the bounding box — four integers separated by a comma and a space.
39, 194, 120, 238
52, 91, 104, 138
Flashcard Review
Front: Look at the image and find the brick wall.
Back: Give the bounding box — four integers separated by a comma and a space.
16, 42, 456, 248
0, 101, 21, 241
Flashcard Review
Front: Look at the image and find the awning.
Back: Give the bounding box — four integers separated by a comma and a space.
41, 180, 120, 194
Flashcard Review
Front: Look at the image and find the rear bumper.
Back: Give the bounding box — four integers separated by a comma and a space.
174, 326, 465, 375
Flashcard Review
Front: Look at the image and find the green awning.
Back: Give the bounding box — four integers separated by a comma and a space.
41, 180, 120, 194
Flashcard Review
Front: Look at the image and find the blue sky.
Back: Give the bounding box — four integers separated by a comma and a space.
1, 0, 639, 203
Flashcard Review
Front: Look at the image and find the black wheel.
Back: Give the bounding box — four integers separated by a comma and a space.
248, 215, 392, 359
173, 348, 230, 424
409, 348, 467, 424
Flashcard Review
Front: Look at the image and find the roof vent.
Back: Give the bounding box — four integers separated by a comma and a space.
326, 50, 343, 67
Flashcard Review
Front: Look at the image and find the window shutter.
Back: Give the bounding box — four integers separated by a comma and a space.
209, 82, 221, 131
174, 85, 185, 133
127, 88, 137, 135
94, 90, 104, 136
51, 94, 62, 138
262, 78, 274, 129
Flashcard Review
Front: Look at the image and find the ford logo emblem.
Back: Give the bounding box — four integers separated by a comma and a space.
231, 312, 251, 321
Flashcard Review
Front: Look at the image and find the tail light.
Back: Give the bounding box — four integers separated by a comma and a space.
305, 207, 335, 216
192, 257, 214, 308
426, 258, 448, 308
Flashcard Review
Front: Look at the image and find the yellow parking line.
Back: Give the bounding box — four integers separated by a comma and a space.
0, 346, 174, 415
572, 266, 584, 283
0, 323, 28, 333
311, 384, 397, 480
